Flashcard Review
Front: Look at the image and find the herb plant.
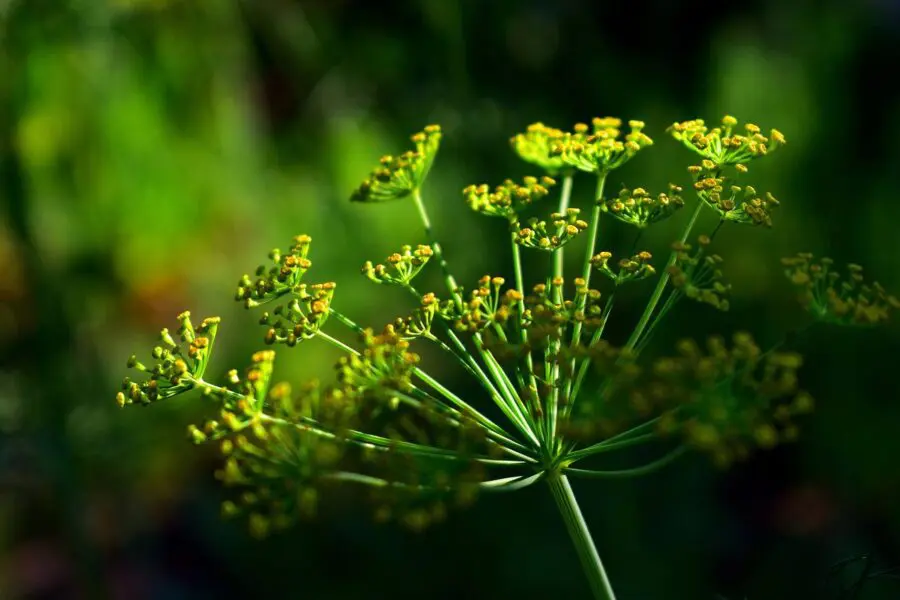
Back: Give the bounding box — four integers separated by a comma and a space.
116, 116, 898, 599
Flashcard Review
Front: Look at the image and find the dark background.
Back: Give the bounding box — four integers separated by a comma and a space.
2, 0, 900, 598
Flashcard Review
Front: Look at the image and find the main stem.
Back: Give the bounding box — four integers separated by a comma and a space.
547, 474, 617, 600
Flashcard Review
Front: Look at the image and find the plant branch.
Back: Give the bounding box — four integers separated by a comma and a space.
624, 199, 705, 353
564, 446, 687, 478
565, 433, 659, 464
554, 173, 575, 278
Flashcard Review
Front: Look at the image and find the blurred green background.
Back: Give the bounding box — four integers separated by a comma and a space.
1, 0, 899, 598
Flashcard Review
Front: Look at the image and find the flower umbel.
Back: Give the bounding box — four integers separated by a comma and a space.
602, 185, 684, 228
351, 125, 442, 203
668, 115, 786, 167
591, 251, 657, 285
464, 175, 556, 219
116, 115, 896, 600
117, 311, 219, 407
782, 253, 900, 326
514, 208, 589, 251
510, 122, 569, 174
667, 236, 731, 311
363, 245, 435, 286
551, 118, 653, 174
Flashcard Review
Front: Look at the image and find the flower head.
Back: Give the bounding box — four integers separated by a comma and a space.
510, 122, 569, 174
591, 251, 656, 285
117, 312, 220, 407
363, 244, 434, 286
782, 254, 900, 326
669, 115, 785, 167
550, 118, 653, 173
691, 173, 780, 227
464, 176, 556, 219
258, 282, 336, 346
237, 236, 334, 345
667, 236, 730, 311
513, 208, 589, 251
235, 235, 313, 308
351, 125, 442, 203
602, 185, 684, 228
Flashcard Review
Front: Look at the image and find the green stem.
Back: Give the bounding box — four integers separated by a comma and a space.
547, 474, 617, 600
564, 446, 687, 478
511, 231, 541, 434
410, 188, 540, 449
315, 327, 528, 452
632, 217, 724, 355
473, 335, 541, 447
323, 470, 543, 493
554, 173, 575, 278
565, 433, 658, 463
572, 172, 609, 347
566, 292, 615, 417
413, 188, 462, 308
562, 172, 608, 422
624, 199, 704, 353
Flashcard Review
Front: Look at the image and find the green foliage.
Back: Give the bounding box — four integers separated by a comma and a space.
117, 114, 898, 600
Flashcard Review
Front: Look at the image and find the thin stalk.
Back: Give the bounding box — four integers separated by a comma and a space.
315, 329, 359, 354
562, 173, 608, 427
564, 446, 687, 478
566, 292, 616, 416
322, 470, 543, 493
479, 471, 546, 492
546, 341, 561, 453
571, 171, 609, 348
254, 412, 523, 465
565, 433, 658, 463
413, 188, 462, 308
410, 188, 540, 449
473, 335, 541, 447
328, 308, 366, 334
315, 327, 524, 450
423, 331, 486, 384
554, 173, 575, 278
631, 215, 724, 356
623, 200, 704, 353
432, 326, 511, 415
547, 474, 617, 600
511, 231, 541, 433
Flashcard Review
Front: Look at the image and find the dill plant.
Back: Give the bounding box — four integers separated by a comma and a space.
116, 117, 899, 599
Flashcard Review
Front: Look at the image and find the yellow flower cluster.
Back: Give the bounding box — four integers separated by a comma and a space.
669, 115, 785, 166
351, 125, 442, 203
362, 244, 434, 286
783, 254, 900, 326
513, 207, 589, 251
464, 176, 556, 219
549, 117, 653, 173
